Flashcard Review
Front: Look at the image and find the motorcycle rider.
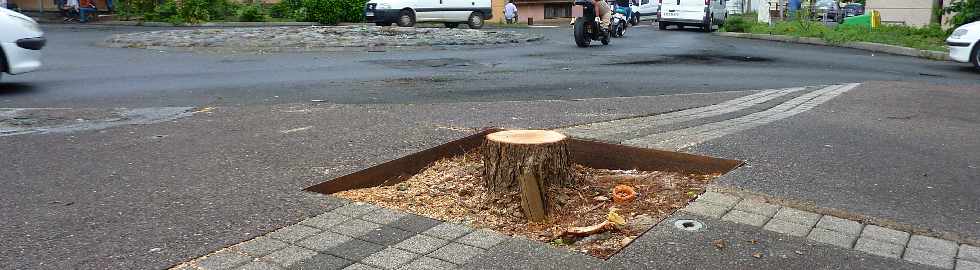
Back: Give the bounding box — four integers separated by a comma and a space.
592, 0, 613, 34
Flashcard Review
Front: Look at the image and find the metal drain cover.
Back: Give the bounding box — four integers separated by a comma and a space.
674, 219, 704, 231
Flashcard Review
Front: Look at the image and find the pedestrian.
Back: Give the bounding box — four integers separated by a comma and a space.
504, 0, 518, 24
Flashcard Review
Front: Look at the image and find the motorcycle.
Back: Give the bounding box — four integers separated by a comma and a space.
573, 0, 610, 47
611, 6, 629, 38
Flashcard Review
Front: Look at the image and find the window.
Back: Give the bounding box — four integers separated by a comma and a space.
544, 4, 572, 18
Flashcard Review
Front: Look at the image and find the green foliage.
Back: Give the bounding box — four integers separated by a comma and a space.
301, 0, 368, 24
237, 4, 267, 22
723, 13, 949, 51
945, 0, 980, 28
269, 0, 302, 18
116, 0, 158, 20
722, 16, 751, 32
177, 0, 212, 23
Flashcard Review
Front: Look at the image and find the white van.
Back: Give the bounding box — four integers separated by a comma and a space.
632, 0, 660, 22
657, 0, 727, 32
365, 0, 492, 29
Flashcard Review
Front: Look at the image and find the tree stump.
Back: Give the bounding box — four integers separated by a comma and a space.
481, 130, 574, 221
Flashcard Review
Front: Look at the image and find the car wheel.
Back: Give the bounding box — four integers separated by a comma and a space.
659, 22, 667, 30
397, 9, 415, 27
702, 14, 713, 32
971, 43, 980, 71
467, 12, 485, 29
445, 22, 459, 28
630, 13, 640, 26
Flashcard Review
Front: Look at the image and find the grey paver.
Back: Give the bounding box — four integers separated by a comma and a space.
300, 213, 352, 230
332, 202, 380, 218
733, 199, 780, 217
678, 201, 731, 219
398, 257, 457, 270
389, 215, 442, 233
427, 243, 485, 265
197, 250, 253, 270
807, 227, 858, 249
958, 259, 980, 270
358, 226, 417, 246
904, 248, 956, 269
394, 234, 451, 254
297, 231, 354, 252
762, 218, 812, 237
860, 225, 910, 246
261, 246, 318, 267
908, 235, 959, 255
268, 224, 322, 243
234, 237, 289, 257
771, 207, 821, 227
330, 219, 382, 237
854, 237, 905, 259
455, 229, 509, 249
959, 244, 980, 262
721, 210, 770, 227
236, 261, 281, 270
325, 239, 386, 261
343, 263, 382, 270
696, 192, 741, 208
363, 247, 420, 269
361, 208, 410, 225
422, 223, 473, 241
290, 253, 353, 270
814, 215, 863, 236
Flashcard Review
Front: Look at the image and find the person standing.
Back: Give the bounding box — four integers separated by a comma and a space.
504, 0, 518, 24
592, 0, 611, 31
76, 0, 97, 23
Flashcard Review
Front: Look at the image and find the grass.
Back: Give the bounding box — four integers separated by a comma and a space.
721, 14, 950, 52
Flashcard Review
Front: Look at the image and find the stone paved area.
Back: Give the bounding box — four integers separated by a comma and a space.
103, 26, 545, 52
682, 191, 979, 269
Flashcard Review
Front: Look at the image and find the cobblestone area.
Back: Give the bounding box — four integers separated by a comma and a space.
682, 191, 980, 269
103, 26, 545, 51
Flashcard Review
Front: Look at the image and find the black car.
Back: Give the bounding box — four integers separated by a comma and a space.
843, 3, 864, 17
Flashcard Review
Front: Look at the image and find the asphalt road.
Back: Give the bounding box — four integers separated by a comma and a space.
1, 23, 978, 269
1, 24, 978, 108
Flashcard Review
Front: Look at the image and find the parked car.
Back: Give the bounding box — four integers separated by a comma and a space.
842, 3, 864, 17
632, 0, 660, 23
1, 7, 45, 81
364, 0, 491, 29
947, 21, 980, 71
814, 0, 841, 22
657, 0, 728, 32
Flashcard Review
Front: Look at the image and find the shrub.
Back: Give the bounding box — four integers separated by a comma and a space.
945, 0, 980, 28
301, 0, 368, 24
237, 4, 267, 22
723, 16, 751, 32
177, 0, 212, 23
270, 0, 302, 18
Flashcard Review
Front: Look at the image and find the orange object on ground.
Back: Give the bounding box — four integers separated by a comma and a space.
612, 185, 637, 203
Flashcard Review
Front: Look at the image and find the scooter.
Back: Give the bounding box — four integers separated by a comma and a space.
573, 0, 610, 47
611, 6, 629, 38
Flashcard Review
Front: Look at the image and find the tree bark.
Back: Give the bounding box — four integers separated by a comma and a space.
481, 130, 574, 221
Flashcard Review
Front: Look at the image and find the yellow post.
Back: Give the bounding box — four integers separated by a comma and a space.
870, 10, 881, 29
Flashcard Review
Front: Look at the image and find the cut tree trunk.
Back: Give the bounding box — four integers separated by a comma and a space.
482, 130, 574, 221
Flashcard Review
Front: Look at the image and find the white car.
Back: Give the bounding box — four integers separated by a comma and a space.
657, 0, 728, 32
1, 7, 45, 81
947, 21, 980, 71
364, 0, 491, 29
632, 0, 659, 22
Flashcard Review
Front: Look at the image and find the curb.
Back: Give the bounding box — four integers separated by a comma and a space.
716, 32, 950, 61
39, 20, 322, 27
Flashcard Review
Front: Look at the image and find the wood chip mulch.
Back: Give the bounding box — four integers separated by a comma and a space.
335, 150, 721, 258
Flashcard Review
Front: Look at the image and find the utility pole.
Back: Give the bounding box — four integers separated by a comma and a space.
931, 0, 943, 25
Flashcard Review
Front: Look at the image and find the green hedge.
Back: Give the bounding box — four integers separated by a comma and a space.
301, 0, 368, 25
722, 15, 950, 52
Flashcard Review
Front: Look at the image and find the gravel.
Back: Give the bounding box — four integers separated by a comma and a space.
103, 26, 545, 51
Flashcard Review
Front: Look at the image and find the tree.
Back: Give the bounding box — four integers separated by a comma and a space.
945, 0, 980, 27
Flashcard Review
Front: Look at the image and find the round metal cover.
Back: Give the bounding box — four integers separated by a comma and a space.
673, 219, 704, 231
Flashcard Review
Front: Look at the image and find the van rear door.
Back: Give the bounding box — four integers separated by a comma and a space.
660, 0, 706, 23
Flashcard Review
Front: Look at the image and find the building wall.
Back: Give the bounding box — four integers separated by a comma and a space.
518, 4, 545, 22
866, 0, 947, 27
492, 0, 506, 22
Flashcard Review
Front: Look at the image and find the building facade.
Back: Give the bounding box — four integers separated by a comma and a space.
865, 0, 948, 27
